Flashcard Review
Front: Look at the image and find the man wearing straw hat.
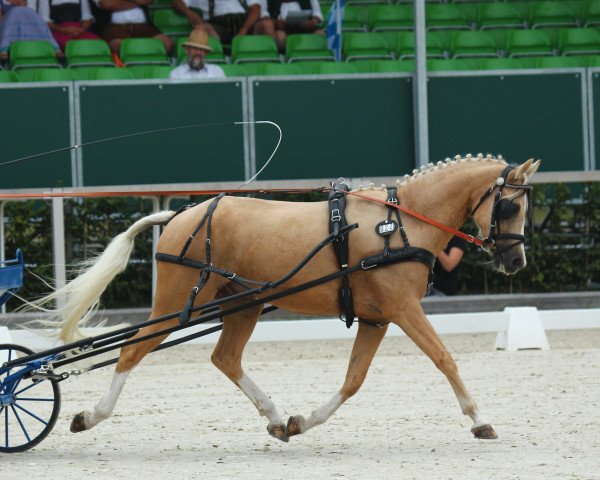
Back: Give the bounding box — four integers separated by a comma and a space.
170, 29, 225, 79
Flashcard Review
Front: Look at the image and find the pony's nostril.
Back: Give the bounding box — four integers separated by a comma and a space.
511, 257, 524, 269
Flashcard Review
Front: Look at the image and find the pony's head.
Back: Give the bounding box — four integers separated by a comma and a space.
471, 159, 541, 275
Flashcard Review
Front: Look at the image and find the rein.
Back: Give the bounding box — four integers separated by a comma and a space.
345, 191, 484, 248
345, 164, 533, 255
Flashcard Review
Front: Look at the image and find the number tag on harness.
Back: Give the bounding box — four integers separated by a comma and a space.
375, 220, 398, 237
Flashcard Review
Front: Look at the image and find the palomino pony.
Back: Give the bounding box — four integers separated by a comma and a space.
40, 156, 540, 443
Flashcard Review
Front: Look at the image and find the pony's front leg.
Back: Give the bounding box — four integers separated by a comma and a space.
211, 304, 288, 442
287, 321, 388, 437
393, 300, 497, 439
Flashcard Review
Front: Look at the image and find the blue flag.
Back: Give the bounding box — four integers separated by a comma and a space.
326, 0, 345, 61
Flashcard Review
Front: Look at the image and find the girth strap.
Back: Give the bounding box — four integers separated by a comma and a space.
329, 182, 355, 328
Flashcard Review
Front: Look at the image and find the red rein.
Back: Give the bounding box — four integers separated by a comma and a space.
344, 191, 484, 248
0, 186, 484, 248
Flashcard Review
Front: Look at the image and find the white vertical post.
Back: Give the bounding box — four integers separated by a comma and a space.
52, 197, 67, 308
151, 196, 161, 306
0, 201, 5, 314
414, 0, 429, 168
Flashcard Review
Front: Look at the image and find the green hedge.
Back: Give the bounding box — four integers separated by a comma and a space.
2, 183, 599, 312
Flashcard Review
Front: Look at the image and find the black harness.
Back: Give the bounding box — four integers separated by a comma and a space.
157, 184, 435, 328
328, 181, 434, 327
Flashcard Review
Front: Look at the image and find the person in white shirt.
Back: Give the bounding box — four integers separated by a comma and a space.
171, 0, 268, 46
169, 28, 224, 79
95, 0, 173, 55
268, 0, 323, 52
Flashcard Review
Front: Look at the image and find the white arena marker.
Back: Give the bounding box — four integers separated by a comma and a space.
495, 307, 550, 351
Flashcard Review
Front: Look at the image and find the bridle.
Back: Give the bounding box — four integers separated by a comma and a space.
470, 164, 533, 258
345, 164, 533, 259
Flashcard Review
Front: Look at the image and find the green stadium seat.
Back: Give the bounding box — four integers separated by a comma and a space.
316, 62, 358, 74
529, 2, 578, 30
260, 63, 303, 75
371, 59, 415, 73
65, 39, 114, 68
143, 65, 174, 78
351, 59, 381, 73
295, 61, 326, 74
450, 31, 499, 59
479, 57, 534, 70
583, 0, 600, 27
9, 40, 60, 70
395, 31, 445, 59
231, 35, 279, 64
0, 70, 19, 82
285, 34, 334, 62
535, 56, 585, 69
152, 9, 192, 37
343, 32, 393, 61
220, 64, 250, 76
345, 0, 388, 5
120, 38, 170, 65
427, 58, 480, 71
149, 0, 172, 9
559, 28, 600, 56
342, 6, 368, 32
89, 67, 136, 80
34, 67, 80, 81
367, 5, 414, 32
426, 4, 470, 31
506, 29, 554, 58
319, 5, 366, 32
586, 55, 600, 67
476, 3, 526, 31
176, 35, 226, 64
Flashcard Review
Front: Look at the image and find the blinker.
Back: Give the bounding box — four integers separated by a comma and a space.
495, 199, 520, 220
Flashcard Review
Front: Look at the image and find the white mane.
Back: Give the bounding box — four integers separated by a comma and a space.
358, 154, 508, 191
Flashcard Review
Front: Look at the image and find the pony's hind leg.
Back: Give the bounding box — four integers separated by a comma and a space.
70, 267, 222, 434
286, 320, 388, 437
70, 315, 180, 433
210, 302, 288, 442
392, 300, 497, 440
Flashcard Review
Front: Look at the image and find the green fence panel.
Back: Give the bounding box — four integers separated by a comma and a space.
0, 85, 72, 189
592, 69, 600, 170
252, 76, 415, 181
428, 72, 587, 172
78, 81, 246, 186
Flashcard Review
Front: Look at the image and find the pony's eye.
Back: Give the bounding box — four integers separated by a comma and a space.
495, 199, 519, 220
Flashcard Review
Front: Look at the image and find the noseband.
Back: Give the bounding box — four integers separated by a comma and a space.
471, 165, 533, 258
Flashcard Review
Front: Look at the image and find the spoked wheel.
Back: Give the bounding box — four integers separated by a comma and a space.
0, 344, 61, 453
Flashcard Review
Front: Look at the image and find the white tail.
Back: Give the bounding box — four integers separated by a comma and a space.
34, 210, 176, 344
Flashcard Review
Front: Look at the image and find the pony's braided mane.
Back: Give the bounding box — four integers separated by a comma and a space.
357, 154, 509, 191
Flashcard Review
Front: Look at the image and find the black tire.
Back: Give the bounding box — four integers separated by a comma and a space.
0, 343, 61, 453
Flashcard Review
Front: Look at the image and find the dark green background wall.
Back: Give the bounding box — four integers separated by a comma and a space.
0, 71, 596, 191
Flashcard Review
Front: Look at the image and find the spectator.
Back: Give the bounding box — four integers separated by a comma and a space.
267, 0, 323, 52
171, 0, 269, 46
38, 0, 99, 51
428, 236, 467, 296
94, 0, 173, 55
169, 28, 224, 78
0, 0, 60, 61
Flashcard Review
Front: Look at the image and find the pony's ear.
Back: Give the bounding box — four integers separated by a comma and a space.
526, 159, 541, 179
514, 159, 533, 180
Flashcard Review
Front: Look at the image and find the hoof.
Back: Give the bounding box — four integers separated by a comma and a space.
471, 424, 498, 440
70, 412, 87, 433
267, 424, 289, 443
286, 415, 305, 437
